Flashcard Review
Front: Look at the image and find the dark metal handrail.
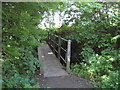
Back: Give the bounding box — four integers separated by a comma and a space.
48, 32, 71, 73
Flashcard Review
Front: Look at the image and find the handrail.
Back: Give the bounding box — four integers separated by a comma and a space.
48, 32, 71, 73
50, 33, 68, 41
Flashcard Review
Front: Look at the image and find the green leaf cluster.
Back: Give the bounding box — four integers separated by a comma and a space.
54, 2, 119, 89
72, 49, 119, 88
2, 2, 57, 88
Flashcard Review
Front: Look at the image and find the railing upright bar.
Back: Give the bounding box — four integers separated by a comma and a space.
53, 36, 55, 54
66, 40, 71, 73
58, 37, 61, 61
48, 32, 51, 45
48, 32, 49, 43
48, 33, 71, 73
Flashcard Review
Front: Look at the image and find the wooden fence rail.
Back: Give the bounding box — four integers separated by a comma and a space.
48, 32, 71, 73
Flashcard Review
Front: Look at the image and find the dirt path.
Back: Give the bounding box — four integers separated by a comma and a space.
36, 72, 93, 88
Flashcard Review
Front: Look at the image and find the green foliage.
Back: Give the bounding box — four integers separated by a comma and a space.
111, 35, 120, 43
72, 49, 120, 89
24, 83, 40, 88
55, 2, 119, 89
2, 49, 41, 88
2, 2, 119, 88
2, 2, 57, 88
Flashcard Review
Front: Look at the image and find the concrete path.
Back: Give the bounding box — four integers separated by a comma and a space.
36, 72, 93, 88
37, 44, 93, 88
38, 44, 68, 77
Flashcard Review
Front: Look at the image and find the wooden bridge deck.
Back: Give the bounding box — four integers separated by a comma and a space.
38, 44, 68, 77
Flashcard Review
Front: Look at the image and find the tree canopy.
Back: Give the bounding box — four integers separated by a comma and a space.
1, 2, 120, 88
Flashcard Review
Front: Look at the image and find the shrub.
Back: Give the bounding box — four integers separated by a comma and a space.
72, 48, 120, 89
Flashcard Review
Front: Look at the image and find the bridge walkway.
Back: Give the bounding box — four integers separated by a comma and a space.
37, 44, 92, 88
38, 44, 68, 77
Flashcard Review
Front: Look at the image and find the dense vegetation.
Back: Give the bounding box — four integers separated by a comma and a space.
54, 2, 120, 89
2, 2, 59, 88
1, 2, 120, 89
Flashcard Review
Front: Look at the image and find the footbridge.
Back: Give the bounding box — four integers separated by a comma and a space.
38, 33, 72, 77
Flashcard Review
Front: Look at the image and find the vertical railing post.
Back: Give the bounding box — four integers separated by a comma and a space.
48, 32, 50, 45
58, 37, 61, 61
48, 32, 50, 40
66, 40, 71, 73
53, 36, 55, 54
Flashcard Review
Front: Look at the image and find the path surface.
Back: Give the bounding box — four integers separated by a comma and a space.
36, 72, 92, 88
37, 44, 93, 88
38, 44, 68, 77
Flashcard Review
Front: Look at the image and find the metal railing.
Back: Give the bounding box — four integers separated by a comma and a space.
47, 32, 71, 73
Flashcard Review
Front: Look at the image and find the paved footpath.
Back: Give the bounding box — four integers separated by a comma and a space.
38, 44, 68, 77
37, 44, 93, 88
37, 72, 93, 88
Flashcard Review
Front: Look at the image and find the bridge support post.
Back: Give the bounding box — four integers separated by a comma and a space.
53, 36, 55, 54
66, 40, 71, 73
48, 32, 50, 40
48, 32, 50, 45
58, 37, 61, 61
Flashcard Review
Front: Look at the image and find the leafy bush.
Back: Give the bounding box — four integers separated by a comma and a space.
2, 2, 119, 88
24, 83, 40, 88
2, 2, 49, 88
55, 2, 119, 89
72, 49, 120, 89
2, 49, 41, 88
